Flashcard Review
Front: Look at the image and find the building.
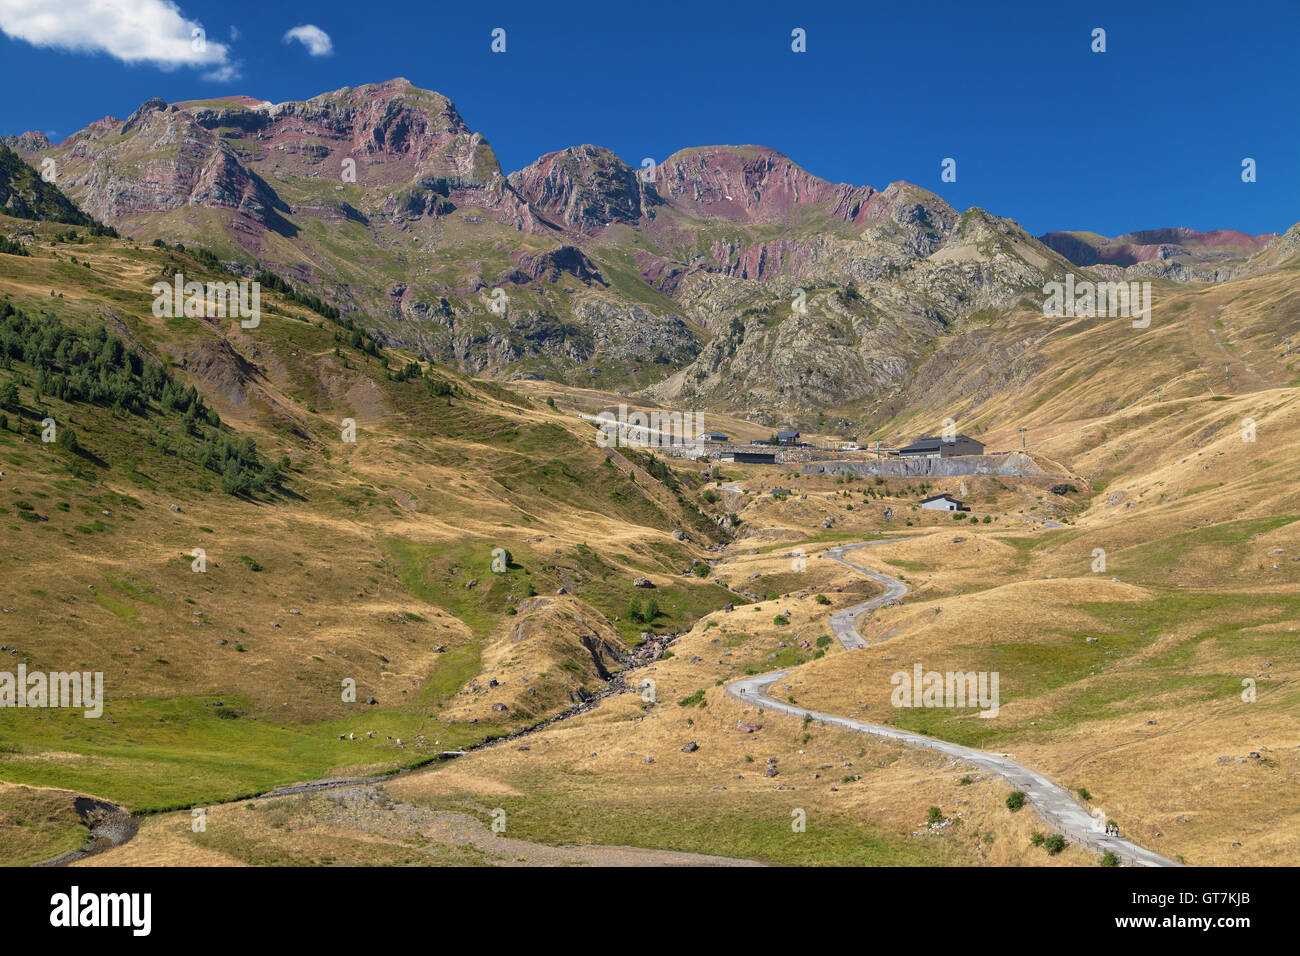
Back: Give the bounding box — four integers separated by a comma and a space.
776, 430, 800, 445
701, 432, 730, 443
920, 493, 966, 512
721, 451, 776, 464
895, 434, 985, 459
770, 488, 792, 496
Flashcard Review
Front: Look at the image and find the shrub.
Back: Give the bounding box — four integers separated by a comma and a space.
1030, 832, 1045, 846
814, 594, 830, 605
240, 555, 263, 572
1077, 787, 1092, 802
677, 688, 706, 708
773, 614, 789, 626
1101, 851, 1118, 867
1043, 834, 1067, 855
926, 806, 944, 825
1006, 791, 1026, 812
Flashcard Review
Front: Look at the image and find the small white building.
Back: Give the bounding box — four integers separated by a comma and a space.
920, 493, 966, 512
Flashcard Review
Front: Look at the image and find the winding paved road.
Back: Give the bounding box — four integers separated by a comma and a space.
728, 532, 1180, 867
826, 538, 917, 648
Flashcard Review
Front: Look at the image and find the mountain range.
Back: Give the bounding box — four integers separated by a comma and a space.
4, 78, 1297, 431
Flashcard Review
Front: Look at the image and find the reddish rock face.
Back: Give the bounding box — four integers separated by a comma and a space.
45, 98, 283, 225
178, 79, 486, 187
507, 145, 647, 233
653, 146, 878, 225
508, 142, 888, 236
1041, 227, 1278, 267
1121, 227, 1276, 252
26, 79, 536, 233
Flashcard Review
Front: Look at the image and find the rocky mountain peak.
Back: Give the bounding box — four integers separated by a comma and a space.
508, 145, 648, 233
4, 131, 51, 152
1040, 225, 1282, 282
123, 97, 170, 132
655, 145, 875, 225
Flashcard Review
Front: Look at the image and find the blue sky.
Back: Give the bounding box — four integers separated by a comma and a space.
1, 0, 1296, 237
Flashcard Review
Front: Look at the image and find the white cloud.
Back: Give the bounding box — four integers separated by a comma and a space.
0, 0, 237, 78
282, 24, 331, 56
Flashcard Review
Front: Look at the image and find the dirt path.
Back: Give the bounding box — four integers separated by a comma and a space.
728, 530, 1181, 868
1203, 310, 1275, 391
272, 784, 761, 867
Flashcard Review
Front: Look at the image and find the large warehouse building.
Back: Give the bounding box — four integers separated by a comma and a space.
894, 434, 985, 459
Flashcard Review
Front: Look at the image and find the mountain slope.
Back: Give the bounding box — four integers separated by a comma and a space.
0, 141, 96, 225
8, 80, 1295, 426
1040, 226, 1280, 283
0, 212, 737, 815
